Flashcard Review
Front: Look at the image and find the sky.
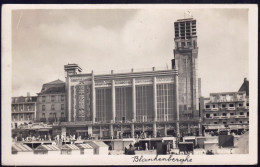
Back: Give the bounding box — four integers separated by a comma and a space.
11, 8, 248, 97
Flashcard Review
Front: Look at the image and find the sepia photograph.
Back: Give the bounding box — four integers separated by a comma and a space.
1, 4, 258, 165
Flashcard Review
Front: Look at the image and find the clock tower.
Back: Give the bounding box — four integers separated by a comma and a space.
173, 18, 199, 119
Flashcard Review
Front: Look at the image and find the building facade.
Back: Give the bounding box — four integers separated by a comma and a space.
57, 17, 201, 139
11, 94, 37, 129
36, 79, 66, 123
202, 79, 249, 135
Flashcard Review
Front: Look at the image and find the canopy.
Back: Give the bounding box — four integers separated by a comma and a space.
12, 144, 33, 152
35, 144, 60, 151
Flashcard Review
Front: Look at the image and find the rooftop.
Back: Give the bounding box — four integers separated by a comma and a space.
39, 79, 65, 95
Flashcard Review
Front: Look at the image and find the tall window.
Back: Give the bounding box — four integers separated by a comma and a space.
115, 87, 132, 122
61, 104, 64, 110
42, 113, 45, 118
51, 95, 55, 102
157, 83, 176, 121
96, 88, 112, 122
42, 96, 46, 102
61, 95, 65, 102
136, 85, 153, 122
51, 104, 55, 110
42, 105, 45, 111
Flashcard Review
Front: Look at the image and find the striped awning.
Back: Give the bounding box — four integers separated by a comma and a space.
77, 144, 93, 149
35, 144, 60, 151
12, 144, 33, 152
63, 144, 80, 150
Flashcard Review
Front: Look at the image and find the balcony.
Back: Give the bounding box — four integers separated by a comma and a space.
227, 107, 235, 110
211, 108, 219, 111
229, 115, 236, 118
210, 98, 244, 103
236, 115, 247, 118
220, 116, 228, 119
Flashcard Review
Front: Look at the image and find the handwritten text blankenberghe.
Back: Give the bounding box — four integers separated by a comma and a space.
132, 154, 192, 164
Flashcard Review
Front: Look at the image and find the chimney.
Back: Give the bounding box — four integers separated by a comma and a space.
244, 77, 247, 81
27, 92, 30, 97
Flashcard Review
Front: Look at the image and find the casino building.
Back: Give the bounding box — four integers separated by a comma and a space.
56, 18, 202, 139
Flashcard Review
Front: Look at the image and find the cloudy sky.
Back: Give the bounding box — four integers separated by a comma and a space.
11, 8, 248, 97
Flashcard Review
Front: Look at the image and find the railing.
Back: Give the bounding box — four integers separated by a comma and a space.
93, 66, 172, 75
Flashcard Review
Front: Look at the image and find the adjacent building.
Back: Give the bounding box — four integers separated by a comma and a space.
36, 79, 66, 123
202, 78, 249, 135
11, 94, 37, 129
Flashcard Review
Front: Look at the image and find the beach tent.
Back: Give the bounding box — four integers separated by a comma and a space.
77, 143, 94, 155
61, 144, 80, 155
12, 143, 33, 155
34, 144, 60, 155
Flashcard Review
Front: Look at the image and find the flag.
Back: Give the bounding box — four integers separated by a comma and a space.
185, 9, 193, 17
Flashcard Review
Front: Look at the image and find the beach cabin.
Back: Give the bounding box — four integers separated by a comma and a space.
12, 143, 33, 155
84, 141, 109, 155
34, 144, 60, 155
183, 136, 196, 146
77, 143, 94, 155
61, 144, 80, 155
111, 139, 135, 151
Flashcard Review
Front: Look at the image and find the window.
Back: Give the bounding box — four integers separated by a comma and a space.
229, 104, 234, 107
246, 103, 249, 106
214, 122, 218, 124
136, 85, 153, 122
61, 95, 65, 102
53, 113, 56, 119
116, 87, 133, 122
230, 113, 234, 115
96, 88, 112, 122
212, 104, 216, 108
223, 122, 226, 124
240, 112, 243, 115
206, 114, 210, 118
61, 112, 64, 117
175, 42, 179, 48
240, 121, 243, 124
156, 83, 176, 121
222, 113, 226, 116
239, 103, 243, 107
42, 105, 45, 111
42, 96, 46, 102
51, 95, 55, 102
213, 114, 217, 116
61, 104, 64, 110
51, 104, 55, 110
187, 42, 191, 46
205, 105, 210, 109
247, 112, 249, 116
181, 42, 185, 46
222, 104, 226, 108
231, 122, 234, 124
42, 113, 45, 118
